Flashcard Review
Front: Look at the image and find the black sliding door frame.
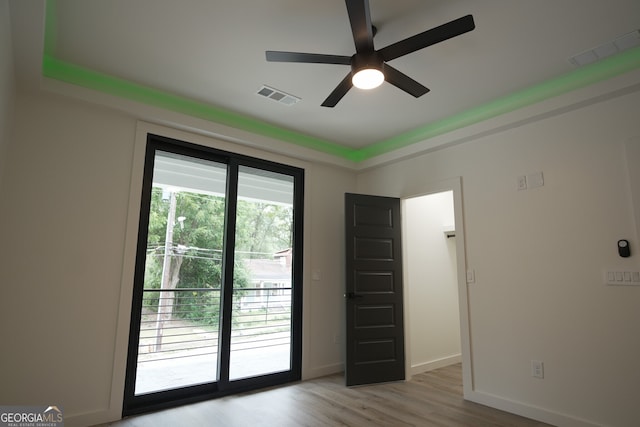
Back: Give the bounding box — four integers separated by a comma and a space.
123, 134, 304, 416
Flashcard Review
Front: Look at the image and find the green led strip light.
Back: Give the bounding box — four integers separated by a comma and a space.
43, 0, 640, 163
355, 46, 640, 162
42, 55, 353, 159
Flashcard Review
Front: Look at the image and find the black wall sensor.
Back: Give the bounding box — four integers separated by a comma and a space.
618, 239, 631, 257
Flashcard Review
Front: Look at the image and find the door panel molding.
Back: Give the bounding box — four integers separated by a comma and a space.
345, 193, 405, 386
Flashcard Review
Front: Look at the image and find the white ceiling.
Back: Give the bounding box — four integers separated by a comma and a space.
9, 0, 640, 152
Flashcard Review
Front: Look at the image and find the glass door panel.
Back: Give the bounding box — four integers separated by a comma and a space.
134, 151, 227, 395
124, 136, 303, 415
229, 166, 295, 380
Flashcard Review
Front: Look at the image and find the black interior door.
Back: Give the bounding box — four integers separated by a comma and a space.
345, 193, 405, 386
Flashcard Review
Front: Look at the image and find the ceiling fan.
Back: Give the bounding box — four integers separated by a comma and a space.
265, 0, 475, 107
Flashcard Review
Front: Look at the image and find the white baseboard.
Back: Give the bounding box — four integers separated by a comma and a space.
303, 362, 343, 380
409, 357, 600, 426
66, 360, 604, 427
66, 364, 344, 426
410, 354, 462, 376
63, 408, 119, 427
466, 389, 601, 427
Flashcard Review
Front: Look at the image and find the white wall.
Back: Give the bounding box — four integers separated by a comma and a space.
306, 162, 354, 376
404, 191, 461, 375
0, 0, 16, 188
0, 91, 356, 426
2, 5, 639, 423
357, 88, 640, 426
0, 92, 137, 424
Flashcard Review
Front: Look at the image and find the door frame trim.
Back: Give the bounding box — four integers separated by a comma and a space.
400, 176, 473, 397
121, 133, 304, 415
107, 121, 311, 422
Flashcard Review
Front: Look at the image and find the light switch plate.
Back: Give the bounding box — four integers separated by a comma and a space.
527, 172, 544, 189
517, 175, 527, 191
466, 269, 475, 284
604, 269, 640, 286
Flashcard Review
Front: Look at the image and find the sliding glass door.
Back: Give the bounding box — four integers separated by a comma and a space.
124, 135, 303, 415
228, 166, 295, 381
132, 152, 227, 395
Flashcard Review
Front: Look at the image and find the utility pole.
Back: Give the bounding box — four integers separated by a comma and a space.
154, 190, 177, 352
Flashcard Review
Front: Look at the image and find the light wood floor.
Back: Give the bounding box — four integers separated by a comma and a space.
100, 364, 552, 426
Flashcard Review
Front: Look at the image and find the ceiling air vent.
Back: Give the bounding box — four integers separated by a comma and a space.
569, 30, 640, 66
257, 85, 301, 106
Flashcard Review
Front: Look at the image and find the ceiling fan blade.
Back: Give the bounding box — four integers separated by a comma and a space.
321, 73, 353, 107
346, 0, 374, 53
384, 65, 430, 98
379, 14, 475, 62
266, 51, 352, 65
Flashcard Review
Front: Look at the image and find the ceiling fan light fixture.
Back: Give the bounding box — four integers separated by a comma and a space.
351, 53, 385, 90
352, 68, 385, 90
266, 3, 475, 106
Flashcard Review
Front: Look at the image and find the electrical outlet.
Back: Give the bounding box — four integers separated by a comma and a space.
531, 360, 544, 379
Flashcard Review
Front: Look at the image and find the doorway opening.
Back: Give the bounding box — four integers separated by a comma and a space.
403, 190, 461, 377
400, 178, 472, 396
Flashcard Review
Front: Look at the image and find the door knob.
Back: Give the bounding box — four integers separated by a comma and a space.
344, 292, 364, 299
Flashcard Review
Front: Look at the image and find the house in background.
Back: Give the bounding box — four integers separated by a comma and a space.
242, 249, 292, 310
1, 1, 640, 426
